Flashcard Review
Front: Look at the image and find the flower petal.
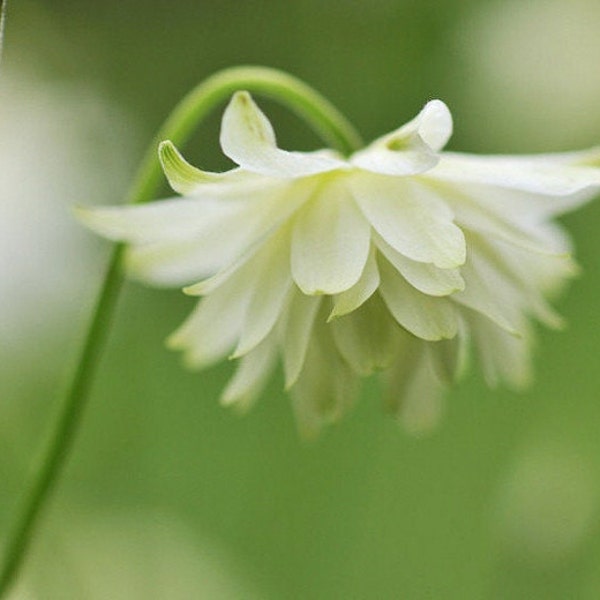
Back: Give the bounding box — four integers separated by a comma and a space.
290, 325, 358, 439
375, 235, 465, 296
280, 291, 322, 389
382, 338, 447, 436
396, 351, 445, 436
166, 280, 250, 370
428, 152, 600, 197
158, 140, 258, 195
220, 337, 278, 412
76, 197, 234, 244
291, 179, 371, 295
329, 246, 380, 319
350, 100, 452, 176
466, 310, 533, 389
220, 91, 346, 178
232, 230, 294, 358
113, 180, 309, 287
451, 239, 527, 336
351, 174, 466, 268
398, 99, 453, 152
433, 182, 569, 255
469, 234, 575, 329
378, 258, 459, 341
428, 323, 469, 384
331, 294, 397, 376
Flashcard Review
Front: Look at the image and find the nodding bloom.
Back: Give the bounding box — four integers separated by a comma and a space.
79, 91, 600, 436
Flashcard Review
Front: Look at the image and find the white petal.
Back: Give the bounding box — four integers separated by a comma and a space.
451, 239, 527, 335
351, 175, 466, 269
220, 337, 278, 412
124, 180, 310, 288
428, 152, 600, 197
426, 180, 582, 260
466, 310, 533, 389
280, 291, 322, 388
125, 239, 222, 287
76, 197, 236, 244
167, 232, 295, 365
470, 235, 575, 329
378, 259, 458, 341
459, 183, 597, 227
331, 294, 398, 376
350, 100, 452, 176
351, 138, 438, 177
398, 99, 453, 152
329, 247, 380, 319
220, 91, 346, 178
291, 179, 371, 295
166, 278, 250, 370
375, 235, 464, 296
232, 231, 294, 358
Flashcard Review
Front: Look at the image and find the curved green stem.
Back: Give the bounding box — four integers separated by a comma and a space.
0, 66, 361, 597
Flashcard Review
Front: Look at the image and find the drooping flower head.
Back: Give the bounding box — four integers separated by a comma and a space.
80, 92, 600, 436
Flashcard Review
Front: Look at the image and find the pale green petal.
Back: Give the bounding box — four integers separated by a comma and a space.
158, 140, 258, 195
351, 175, 466, 269
383, 341, 445, 435
378, 259, 459, 341
428, 152, 600, 197
220, 91, 345, 178
291, 180, 371, 295
280, 291, 322, 388
350, 100, 452, 176
232, 232, 294, 358
290, 324, 358, 439
220, 337, 278, 412
329, 247, 379, 319
428, 323, 469, 384
331, 294, 398, 376
375, 235, 464, 296
396, 352, 445, 436
382, 336, 423, 414
467, 310, 533, 389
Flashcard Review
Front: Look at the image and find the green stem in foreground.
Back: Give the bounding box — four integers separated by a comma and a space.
0, 66, 362, 597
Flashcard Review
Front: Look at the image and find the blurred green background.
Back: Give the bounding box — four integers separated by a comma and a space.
2, 0, 600, 598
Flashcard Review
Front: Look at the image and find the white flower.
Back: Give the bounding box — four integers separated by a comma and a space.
80, 91, 600, 436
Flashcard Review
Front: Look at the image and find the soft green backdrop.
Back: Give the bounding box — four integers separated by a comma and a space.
2, 0, 600, 598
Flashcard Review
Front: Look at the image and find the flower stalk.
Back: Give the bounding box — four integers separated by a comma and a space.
0, 66, 361, 598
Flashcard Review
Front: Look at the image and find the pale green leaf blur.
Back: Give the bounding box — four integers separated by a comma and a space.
2, 0, 600, 598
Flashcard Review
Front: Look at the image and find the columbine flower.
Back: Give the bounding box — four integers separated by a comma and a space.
79, 91, 600, 436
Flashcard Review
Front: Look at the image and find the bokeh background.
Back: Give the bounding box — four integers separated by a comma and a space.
2, 0, 600, 598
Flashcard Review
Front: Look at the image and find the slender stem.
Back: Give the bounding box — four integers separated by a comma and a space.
0, 66, 362, 597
